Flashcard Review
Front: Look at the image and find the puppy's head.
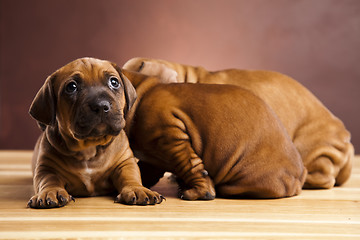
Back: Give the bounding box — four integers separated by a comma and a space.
29, 57, 137, 148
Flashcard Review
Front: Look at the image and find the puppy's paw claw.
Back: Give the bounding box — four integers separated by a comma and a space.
27, 188, 73, 209
115, 186, 164, 205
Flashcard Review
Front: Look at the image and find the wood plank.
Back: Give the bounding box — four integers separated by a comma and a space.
0, 151, 359, 239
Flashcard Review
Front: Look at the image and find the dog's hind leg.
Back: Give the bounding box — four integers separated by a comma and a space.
159, 134, 216, 200
293, 119, 354, 189
176, 149, 216, 200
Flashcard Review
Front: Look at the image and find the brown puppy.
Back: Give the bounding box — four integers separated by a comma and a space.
123, 58, 354, 189
122, 71, 306, 200
28, 57, 163, 208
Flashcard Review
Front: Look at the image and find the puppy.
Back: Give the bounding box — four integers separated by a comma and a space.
123, 58, 354, 189
122, 71, 306, 200
28, 57, 163, 208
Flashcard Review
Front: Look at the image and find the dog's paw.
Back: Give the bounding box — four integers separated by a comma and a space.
180, 187, 216, 201
179, 173, 216, 201
27, 188, 75, 209
115, 186, 165, 205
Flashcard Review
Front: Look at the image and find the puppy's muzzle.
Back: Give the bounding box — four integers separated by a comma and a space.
73, 94, 124, 139
89, 99, 111, 114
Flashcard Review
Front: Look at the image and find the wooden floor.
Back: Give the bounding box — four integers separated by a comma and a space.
0, 151, 359, 239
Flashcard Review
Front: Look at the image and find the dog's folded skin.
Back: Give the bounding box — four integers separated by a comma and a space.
123, 58, 354, 189
28, 58, 163, 208
123, 71, 306, 200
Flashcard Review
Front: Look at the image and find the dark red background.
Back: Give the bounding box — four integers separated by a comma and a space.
0, 0, 359, 152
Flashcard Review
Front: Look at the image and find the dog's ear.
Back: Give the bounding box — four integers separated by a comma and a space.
111, 63, 137, 116
29, 74, 56, 129
123, 59, 178, 83
120, 72, 137, 115
140, 61, 178, 83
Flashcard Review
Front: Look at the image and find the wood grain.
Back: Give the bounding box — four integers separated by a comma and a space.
0, 150, 359, 239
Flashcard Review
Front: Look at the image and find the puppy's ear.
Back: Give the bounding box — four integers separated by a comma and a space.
29, 74, 56, 129
123, 58, 178, 83
140, 61, 178, 84
120, 73, 137, 115
111, 63, 137, 116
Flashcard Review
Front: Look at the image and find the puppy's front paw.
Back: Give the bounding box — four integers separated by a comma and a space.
27, 188, 75, 209
115, 186, 165, 205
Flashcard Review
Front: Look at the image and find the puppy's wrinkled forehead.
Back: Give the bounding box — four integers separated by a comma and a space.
54, 58, 118, 89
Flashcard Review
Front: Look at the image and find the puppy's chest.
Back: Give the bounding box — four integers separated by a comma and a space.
73, 160, 114, 196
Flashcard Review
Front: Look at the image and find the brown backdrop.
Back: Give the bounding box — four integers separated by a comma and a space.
0, 0, 359, 153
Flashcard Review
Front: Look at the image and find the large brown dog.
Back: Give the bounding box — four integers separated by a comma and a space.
123, 71, 306, 200
123, 57, 354, 189
28, 58, 163, 208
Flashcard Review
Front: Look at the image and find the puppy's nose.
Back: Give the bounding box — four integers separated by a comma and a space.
90, 100, 111, 113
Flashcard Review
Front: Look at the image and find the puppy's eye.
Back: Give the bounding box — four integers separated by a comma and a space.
108, 76, 120, 90
65, 81, 78, 94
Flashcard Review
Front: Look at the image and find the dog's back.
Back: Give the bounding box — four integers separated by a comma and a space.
131, 83, 306, 198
